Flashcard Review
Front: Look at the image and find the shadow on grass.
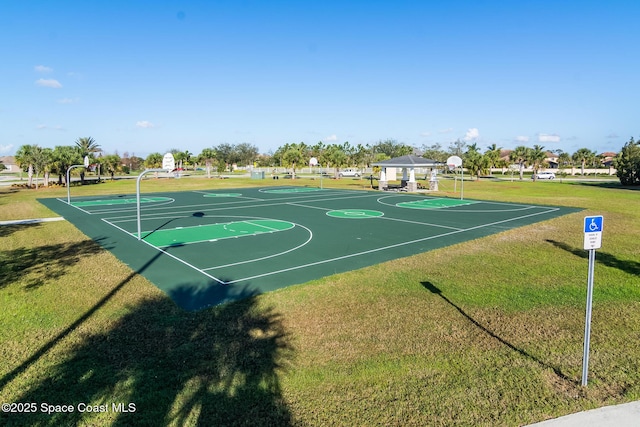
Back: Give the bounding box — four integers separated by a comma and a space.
546, 239, 640, 277
567, 181, 640, 191
421, 281, 576, 386
0, 238, 109, 290
0, 251, 293, 426
0, 221, 41, 238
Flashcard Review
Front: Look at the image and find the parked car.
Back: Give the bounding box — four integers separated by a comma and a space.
532, 171, 556, 180
338, 168, 361, 177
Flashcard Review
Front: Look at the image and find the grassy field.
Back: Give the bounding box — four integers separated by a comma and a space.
1, 176, 638, 426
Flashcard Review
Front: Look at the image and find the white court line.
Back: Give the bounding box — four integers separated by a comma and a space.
56, 197, 92, 215
243, 220, 286, 232
202, 223, 313, 270
376, 194, 543, 212
102, 192, 380, 222
85, 198, 175, 214
378, 215, 464, 231
98, 190, 353, 219
220, 207, 560, 284
96, 190, 560, 287
192, 190, 265, 202
287, 202, 463, 231
101, 217, 227, 285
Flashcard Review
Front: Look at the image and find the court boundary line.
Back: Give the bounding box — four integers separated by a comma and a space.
287, 201, 464, 231
220, 207, 560, 284
376, 195, 543, 213
102, 215, 315, 270
102, 217, 228, 285
66, 189, 564, 289
100, 191, 382, 222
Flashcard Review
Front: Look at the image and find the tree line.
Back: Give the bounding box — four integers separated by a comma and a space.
10, 136, 640, 187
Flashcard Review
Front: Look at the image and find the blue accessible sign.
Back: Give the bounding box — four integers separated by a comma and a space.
583, 215, 603, 250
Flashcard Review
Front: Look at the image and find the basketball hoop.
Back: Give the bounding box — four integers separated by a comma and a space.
447, 163, 456, 171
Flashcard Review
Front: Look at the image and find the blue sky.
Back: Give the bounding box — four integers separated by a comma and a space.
2, 0, 639, 158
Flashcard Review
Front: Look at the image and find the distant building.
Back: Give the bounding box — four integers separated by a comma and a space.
0, 156, 18, 172
599, 152, 617, 167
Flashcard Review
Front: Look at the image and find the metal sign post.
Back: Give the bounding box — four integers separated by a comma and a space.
581, 215, 603, 386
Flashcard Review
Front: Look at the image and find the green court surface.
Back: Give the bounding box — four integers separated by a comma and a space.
40, 187, 581, 310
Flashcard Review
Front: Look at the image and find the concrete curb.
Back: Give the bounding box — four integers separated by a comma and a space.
527, 401, 640, 426
0, 217, 65, 225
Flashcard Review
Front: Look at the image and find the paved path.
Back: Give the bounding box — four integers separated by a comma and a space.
527, 401, 640, 426
0, 217, 65, 225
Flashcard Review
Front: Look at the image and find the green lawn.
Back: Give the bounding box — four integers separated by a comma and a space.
1, 176, 639, 426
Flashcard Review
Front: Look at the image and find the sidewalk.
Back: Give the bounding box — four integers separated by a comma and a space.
527, 401, 640, 426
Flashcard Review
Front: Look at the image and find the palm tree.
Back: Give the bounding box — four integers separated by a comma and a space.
15, 144, 36, 186
75, 137, 101, 155
51, 145, 82, 185
324, 144, 348, 178
281, 143, 307, 178
30, 146, 52, 189
144, 153, 163, 169
557, 151, 572, 174
464, 143, 489, 180
485, 143, 502, 175
102, 154, 122, 180
572, 148, 596, 175
75, 137, 101, 184
198, 148, 217, 178
509, 146, 529, 180
528, 145, 548, 181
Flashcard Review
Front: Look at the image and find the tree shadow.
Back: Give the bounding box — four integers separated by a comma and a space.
546, 239, 640, 277
567, 181, 640, 191
0, 221, 41, 238
1, 274, 293, 426
0, 237, 109, 290
420, 281, 577, 386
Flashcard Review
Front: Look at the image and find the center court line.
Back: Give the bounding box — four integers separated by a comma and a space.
102, 192, 382, 222
286, 202, 464, 231
217, 207, 560, 285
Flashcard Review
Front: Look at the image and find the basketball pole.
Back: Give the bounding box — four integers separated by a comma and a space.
136, 168, 169, 240
66, 164, 86, 204
460, 167, 464, 200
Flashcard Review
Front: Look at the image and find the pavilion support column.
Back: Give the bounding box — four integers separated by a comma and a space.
406, 168, 417, 192
429, 168, 439, 191
378, 168, 388, 191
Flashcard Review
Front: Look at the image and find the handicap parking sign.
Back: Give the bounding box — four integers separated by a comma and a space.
583, 215, 603, 250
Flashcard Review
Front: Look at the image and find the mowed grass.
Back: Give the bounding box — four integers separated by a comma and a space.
1, 176, 639, 426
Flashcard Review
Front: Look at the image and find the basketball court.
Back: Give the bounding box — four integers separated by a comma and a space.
40, 186, 580, 310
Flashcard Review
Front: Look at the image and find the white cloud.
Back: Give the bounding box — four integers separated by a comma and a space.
58, 97, 79, 104
420, 131, 431, 137
34, 65, 53, 73
439, 128, 453, 134
463, 128, 479, 141
136, 120, 155, 128
515, 136, 529, 142
324, 134, 337, 142
35, 78, 62, 88
0, 144, 14, 153
36, 124, 65, 131
538, 133, 560, 143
